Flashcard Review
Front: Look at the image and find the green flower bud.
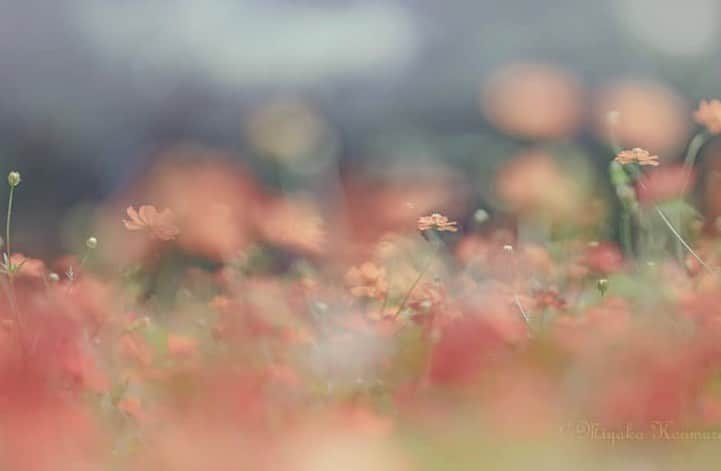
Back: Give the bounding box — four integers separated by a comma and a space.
7, 171, 21, 188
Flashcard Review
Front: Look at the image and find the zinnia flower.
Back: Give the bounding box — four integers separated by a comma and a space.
123, 205, 180, 240
417, 213, 458, 232
694, 99, 721, 135
614, 148, 659, 166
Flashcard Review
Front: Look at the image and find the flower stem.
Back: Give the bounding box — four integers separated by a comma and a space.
653, 205, 714, 274
620, 211, 633, 258
5, 185, 13, 273
394, 256, 433, 317
681, 131, 707, 194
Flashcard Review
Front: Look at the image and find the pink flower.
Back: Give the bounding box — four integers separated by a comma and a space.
123, 205, 180, 240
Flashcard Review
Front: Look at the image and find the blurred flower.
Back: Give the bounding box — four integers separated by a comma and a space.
481, 63, 582, 139
636, 165, 694, 205
694, 99, 721, 134
123, 205, 180, 240
594, 80, 689, 154
345, 262, 388, 299
584, 242, 624, 274
495, 150, 582, 219
532, 287, 567, 311
256, 196, 326, 254
125, 150, 261, 260
167, 334, 198, 357
417, 213, 458, 232
614, 147, 660, 166
245, 99, 336, 169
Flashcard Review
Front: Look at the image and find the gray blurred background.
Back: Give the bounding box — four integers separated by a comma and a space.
2, 0, 721, 255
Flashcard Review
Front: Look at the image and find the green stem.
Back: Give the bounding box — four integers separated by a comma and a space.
620, 211, 633, 258
6, 185, 13, 270
681, 132, 707, 194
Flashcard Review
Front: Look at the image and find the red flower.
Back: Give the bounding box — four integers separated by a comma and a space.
636, 165, 694, 205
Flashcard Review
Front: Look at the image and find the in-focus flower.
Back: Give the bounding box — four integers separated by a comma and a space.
417, 213, 458, 232
694, 99, 721, 135
123, 205, 180, 240
614, 148, 660, 166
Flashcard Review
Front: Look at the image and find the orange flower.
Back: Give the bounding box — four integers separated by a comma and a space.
345, 262, 388, 299
417, 213, 458, 232
694, 99, 721, 135
614, 148, 659, 166
167, 334, 198, 356
481, 62, 582, 139
123, 205, 180, 240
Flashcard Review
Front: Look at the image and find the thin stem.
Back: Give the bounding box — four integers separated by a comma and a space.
625, 164, 712, 273
5, 185, 13, 269
513, 293, 530, 325
394, 256, 434, 317
654, 205, 714, 274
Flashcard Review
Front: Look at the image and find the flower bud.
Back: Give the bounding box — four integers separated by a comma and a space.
474, 209, 489, 224
7, 171, 21, 188
86, 236, 98, 250
597, 278, 608, 296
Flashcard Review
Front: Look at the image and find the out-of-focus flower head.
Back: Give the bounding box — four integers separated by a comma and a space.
123, 205, 180, 240
417, 213, 458, 232
614, 147, 660, 166
594, 80, 689, 154
584, 242, 624, 274
532, 287, 567, 311
245, 99, 336, 169
345, 262, 388, 299
256, 195, 326, 255
101, 148, 265, 263
636, 165, 694, 205
495, 150, 582, 219
481, 62, 583, 139
694, 99, 721, 135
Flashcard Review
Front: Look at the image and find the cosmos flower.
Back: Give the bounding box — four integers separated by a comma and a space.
614, 148, 660, 166
417, 213, 458, 232
123, 205, 180, 241
345, 262, 388, 299
694, 99, 721, 135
